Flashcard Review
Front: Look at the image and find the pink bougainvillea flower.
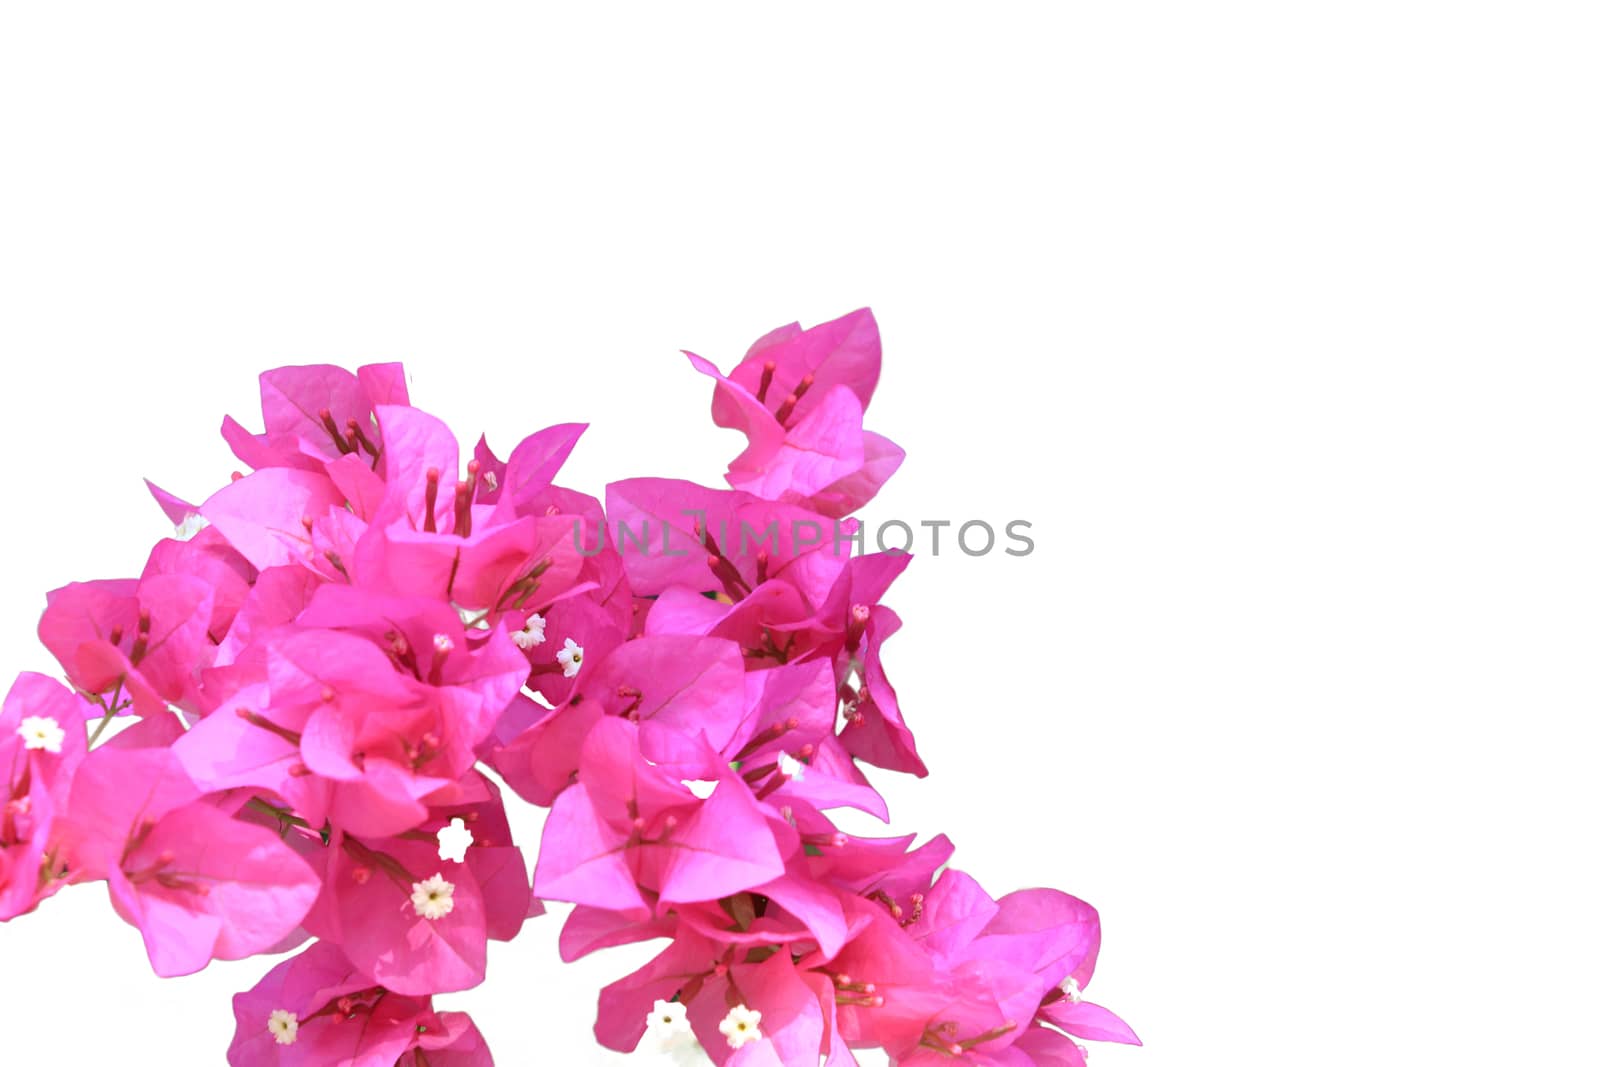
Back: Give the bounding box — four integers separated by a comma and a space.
689, 308, 904, 517
258, 628, 465, 838
533, 718, 785, 916
200, 466, 349, 573
605, 478, 851, 600
221, 362, 408, 475
674, 951, 847, 1067
55, 743, 320, 976
288, 780, 532, 997
228, 940, 493, 1066
307, 825, 489, 995
0, 673, 96, 919
38, 574, 217, 716
716, 309, 882, 433
141, 523, 257, 642
6, 316, 1133, 1066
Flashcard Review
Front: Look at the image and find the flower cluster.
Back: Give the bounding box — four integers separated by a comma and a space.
0, 308, 1137, 1065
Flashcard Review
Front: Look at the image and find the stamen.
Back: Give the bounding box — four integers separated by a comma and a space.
345, 416, 378, 456
772, 373, 814, 425
318, 408, 354, 454
235, 708, 303, 746
755, 360, 777, 405
845, 603, 870, 652
127, 609, 152, 664
733, 716, 800, 762
423, 469, 441, 533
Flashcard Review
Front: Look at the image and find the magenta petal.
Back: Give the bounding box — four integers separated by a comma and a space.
114, 804, 320, 976
1012, 1027, 1089, 1067
809, 431, 905, 517
60, 747, 201, 877
201, 467, 346, 570
658, 778, 784, 904
726, 308, 881, 424
1040, 1000, 1141, 1046
411, 1011, 495, 1067
357, 361, 410, 408
558, 904, 675, 962
496, 422, 588, 515
143, 479, 197, 527
589, 635, 747, 764
971, 889, 1102, 990
594, 932, 721, 1051
373, 404, 461, 530
533, 783, 649, 916
912, 868, 1000, 964
109, 864, 223, 978
259, 364, 367, 444
738, 952, 832, 1066
755, 874, 850, 959
331, 841, 487, 995
727, 384, 866, 502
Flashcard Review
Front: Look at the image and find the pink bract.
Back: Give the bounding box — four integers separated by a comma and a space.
1, 309, 1134, 1066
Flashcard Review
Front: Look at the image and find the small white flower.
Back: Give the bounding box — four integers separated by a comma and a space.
718, 1003, 763, 1050
481, 470, 498, 492
175, 512, 210, 541
432, 633, 455, 655
513, 612, 547, 650
777, 750, 806, 781
436, 817, 474, 864
644, 999, 710, 1064
17, 716, 64, 754
266, 1009, 299, 1046
556, 636, 584, 677
646, 998, 693, 1042
410, 873, 456, 920
1062, 976, 1083, 1003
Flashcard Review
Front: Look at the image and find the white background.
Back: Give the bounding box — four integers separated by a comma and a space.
1, 4, 1596, 1065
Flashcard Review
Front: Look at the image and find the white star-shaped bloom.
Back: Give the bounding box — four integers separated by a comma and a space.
718, 1004, 763, 1050
266, 1009, 299, 1046
556, 637, 584, 677
513, 612, 547, 650
410, 873, 456, 920
17, 716, 64, 754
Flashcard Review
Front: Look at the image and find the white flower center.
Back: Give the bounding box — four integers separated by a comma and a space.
777, 750, 806, 781
1062, 976, 1082, 1003
513, 612, 548, 650
410, 873, 456, 920
645, 998, 695, 1047
267, 1009, 299, 1046
432, 633, 455, 655
556, 636, 584, 677
718, 1003, 763, 1050
17, 716, 64, 754
435, 817, 474, 864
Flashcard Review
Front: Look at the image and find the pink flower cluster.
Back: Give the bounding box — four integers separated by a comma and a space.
1, 309, 1136, 1066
